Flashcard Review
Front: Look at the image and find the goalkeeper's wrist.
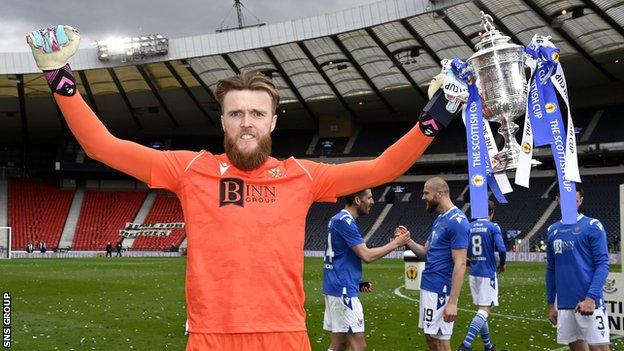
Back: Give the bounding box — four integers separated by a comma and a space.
418, 90, 459, 137
43, 63, 76, 96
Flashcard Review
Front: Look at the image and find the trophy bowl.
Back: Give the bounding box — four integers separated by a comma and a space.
468, 13, 528, 172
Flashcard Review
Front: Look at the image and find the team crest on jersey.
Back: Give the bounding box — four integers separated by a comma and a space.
604, 278, 618, 294
267, 167, 283, 178
573, 226, 581, 234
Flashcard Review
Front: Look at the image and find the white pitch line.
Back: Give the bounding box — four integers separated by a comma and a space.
393, 285, 549, 323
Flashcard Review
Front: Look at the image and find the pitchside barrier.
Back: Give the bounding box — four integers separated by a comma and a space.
602, 184, 624, 335
10, 251, 183, 259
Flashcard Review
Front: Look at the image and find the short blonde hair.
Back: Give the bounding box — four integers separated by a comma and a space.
215, 70, 280, 114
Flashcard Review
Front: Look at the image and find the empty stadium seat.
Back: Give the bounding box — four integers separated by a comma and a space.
8, 178, 74, 250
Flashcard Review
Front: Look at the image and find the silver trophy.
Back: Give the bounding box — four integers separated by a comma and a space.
468, 12, 527, 172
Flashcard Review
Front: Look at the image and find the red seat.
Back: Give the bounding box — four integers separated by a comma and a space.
72, 190, 147, 250
8, 178, 74, 250
132, 192, 186, 251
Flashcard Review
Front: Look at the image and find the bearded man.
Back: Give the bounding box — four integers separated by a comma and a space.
27, 25, 456, 351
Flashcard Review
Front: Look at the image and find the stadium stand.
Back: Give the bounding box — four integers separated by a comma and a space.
491, 177, 553, 242
588, 105, 624, 144
350, 123, 412, 156
8, 178, 74, 250
304, 185, 389, 250
530, 174, 624, 251
312, 137, 350, 156
305, 201, 344, 250
132, 192, 186, 251
272, 129, 314, 158
71, 190, 147, 250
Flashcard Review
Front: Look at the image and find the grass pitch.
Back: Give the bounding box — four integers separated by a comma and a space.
1, 258, 622, 350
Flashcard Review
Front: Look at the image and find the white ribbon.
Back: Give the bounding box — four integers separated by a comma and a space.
551, 62, 580, 182
515, 55, 537, 188
516, 35, 580, 185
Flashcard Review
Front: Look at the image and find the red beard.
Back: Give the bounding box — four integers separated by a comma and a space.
224, 132, 272, 171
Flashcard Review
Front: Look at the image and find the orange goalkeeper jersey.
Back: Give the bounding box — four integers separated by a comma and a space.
55, 93, 433, 333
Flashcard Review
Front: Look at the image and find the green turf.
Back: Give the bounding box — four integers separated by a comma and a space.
0, 258, 622, 350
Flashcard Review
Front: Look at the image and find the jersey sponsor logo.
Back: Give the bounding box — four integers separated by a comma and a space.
219, 178, 277, 207
553, 239, 575, 254
604, 278, 618, 294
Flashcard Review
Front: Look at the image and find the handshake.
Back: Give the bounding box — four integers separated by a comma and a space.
392, 225, 412, 248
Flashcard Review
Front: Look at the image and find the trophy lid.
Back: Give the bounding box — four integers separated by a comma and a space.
473, 12, 521, 54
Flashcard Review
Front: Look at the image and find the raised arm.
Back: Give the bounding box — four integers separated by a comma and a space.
299, 124, 433, 200
331, 124, 431, 197
298, 82, 459, 201
55, 93, 165, 183
27, 25, 195, 190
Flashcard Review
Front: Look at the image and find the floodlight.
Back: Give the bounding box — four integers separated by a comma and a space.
95, 34, 169, 62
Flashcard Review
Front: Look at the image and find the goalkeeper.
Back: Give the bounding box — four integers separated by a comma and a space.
27, 25, 458, 350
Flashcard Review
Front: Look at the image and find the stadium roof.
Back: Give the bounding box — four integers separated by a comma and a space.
0, 0, 622, 142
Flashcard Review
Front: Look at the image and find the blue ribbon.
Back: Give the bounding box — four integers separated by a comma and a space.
525, 45, 577, 224
450, 59, 507, 219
